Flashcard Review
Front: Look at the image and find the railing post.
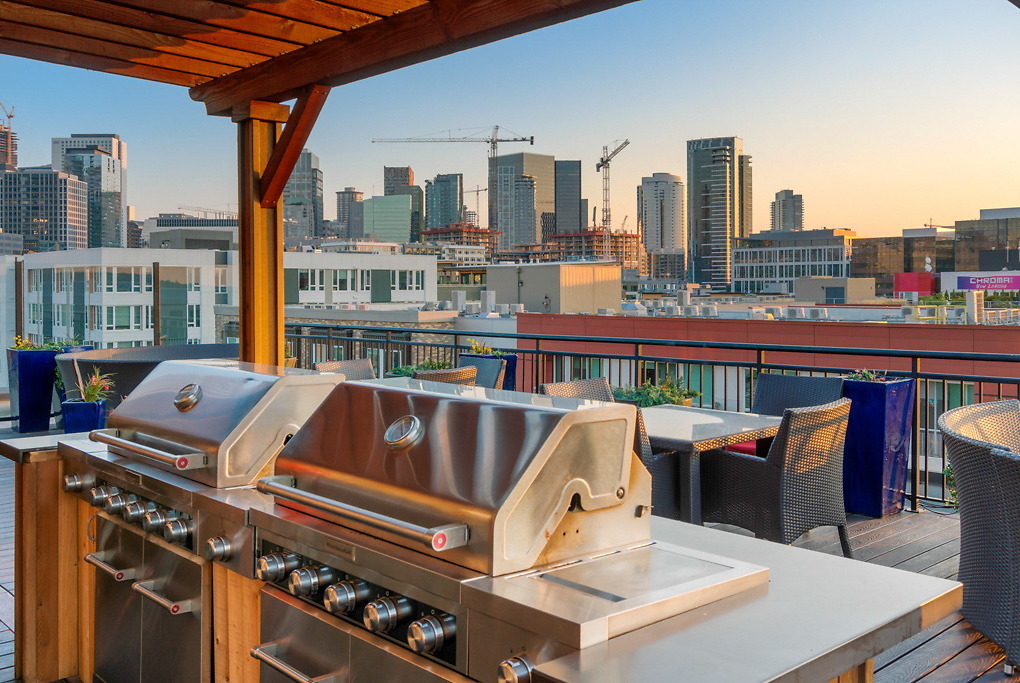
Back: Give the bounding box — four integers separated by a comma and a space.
534, 339, 541, 390
911, 357, 922, 512
633, 344, 642, 385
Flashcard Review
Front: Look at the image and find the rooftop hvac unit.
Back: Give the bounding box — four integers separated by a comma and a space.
808, 308, 829, 320
917, 306, 938, 318
495, 303, 510, 315
900, 306, 914, 318
438, 301, 451, 310
682, 305, 700, 317
700, 305, 718, 317
765, 306, 784, 319
356, 304, 370, 311
509, 303, 525, 314
463, 302, 481, 315
664, 305, 680, 316
785, 307, 805, 319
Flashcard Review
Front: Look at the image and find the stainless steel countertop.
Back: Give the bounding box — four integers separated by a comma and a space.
533, 518, 962, 683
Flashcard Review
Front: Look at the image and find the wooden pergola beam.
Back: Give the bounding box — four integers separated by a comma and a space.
190, 0, 639, 115
259, 85, 330, 209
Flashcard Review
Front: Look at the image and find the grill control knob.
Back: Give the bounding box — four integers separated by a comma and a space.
122, 500, 157, 524
63, 473, 95, 493
324, 579, 370, 615
256, 553, 302, 582
287, 566, 338, 597
103, 493, 138, 515
162, 518, 194, 545
407, 614, 456, 654
203, 536, 233, 562
363, 596, 414, 633
141, 508, 179, 533
497, 656, 535, 683
87, 485, 120, 507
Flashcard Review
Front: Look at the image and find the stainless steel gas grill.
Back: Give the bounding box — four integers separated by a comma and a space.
250, 378, 769, 683
58, 360, 346, 683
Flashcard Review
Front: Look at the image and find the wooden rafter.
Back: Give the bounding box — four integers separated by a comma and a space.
190, 0, 639, 115
259, 85, 330, 208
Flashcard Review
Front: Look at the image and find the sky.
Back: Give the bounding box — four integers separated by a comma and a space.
1, 0, 1018, 237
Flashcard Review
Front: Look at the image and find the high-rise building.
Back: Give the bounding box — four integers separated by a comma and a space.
0, 166, 88, 251
637, 173, 686, 254
383, 166, 413, 195
687, 136, 752, 287
489, 152, 555, 247
383, 166, 424, 242
770, 189, 803, 231
554, 160, 583, 235
425, 173, 464, 229
362, 194, 412, 243
63, 146, 124, 247
0, 117, 17, 170
335, 187, 363, 239
52, 134, 127, 247
283, 149, 323, 237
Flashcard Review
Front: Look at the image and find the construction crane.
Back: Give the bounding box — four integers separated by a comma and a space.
595, 139, 629, 230
464, 186, 487, 226
372, 126, 533, 228
0, 102, 14, 167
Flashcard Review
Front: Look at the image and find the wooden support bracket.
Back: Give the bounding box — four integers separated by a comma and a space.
258, 85, 330, 208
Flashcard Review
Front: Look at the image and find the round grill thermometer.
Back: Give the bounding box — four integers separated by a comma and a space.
384, 415, 424, 451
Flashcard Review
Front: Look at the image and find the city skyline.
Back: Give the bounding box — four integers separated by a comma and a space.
0, 0, 1018, 238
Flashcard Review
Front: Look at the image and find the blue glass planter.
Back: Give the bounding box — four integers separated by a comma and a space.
841, 378, 915, 517
61, 399, 108, 434
460, 353, 517, 390
6, 348, 60, 433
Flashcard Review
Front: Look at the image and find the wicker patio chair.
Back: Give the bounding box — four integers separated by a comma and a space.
751, 373, 845, 415
538, 378, 683, 519
938, 400, 1020, 674
458, 356, 506, 389
701, 398, 854, 557
412, 366, 477, 386
314, 358, 376, 380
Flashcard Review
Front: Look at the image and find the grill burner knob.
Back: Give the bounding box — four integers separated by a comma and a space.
407, 614, 456, 654
63, 473, 95, 493
203, 536, 233, 562
141, 509, 179, 533
323, 579, 370, 615
287, 566, 338, 597
498, 656, 534, 683
255, 553, 302, 582
363, 596, 414, 633
87, 486, 120, 507
162, 518, 194, 545
122, 501, 157, 524
103, 493, 138, 515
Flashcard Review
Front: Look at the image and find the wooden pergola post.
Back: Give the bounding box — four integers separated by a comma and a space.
233, 101, 289, 365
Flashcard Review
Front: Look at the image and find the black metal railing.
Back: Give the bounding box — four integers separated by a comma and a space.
283, 321, 1020, 507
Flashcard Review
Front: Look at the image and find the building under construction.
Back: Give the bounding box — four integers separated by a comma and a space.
420, 222, 501, 260
547, 228, 648, 274
0, 105, 17, 170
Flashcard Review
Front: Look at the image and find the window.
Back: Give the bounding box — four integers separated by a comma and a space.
361, 270, 371, 290
187, 304, 201, 328
298, 269, 325, 291
188, 267, 201, 292
332, 269, 352, 291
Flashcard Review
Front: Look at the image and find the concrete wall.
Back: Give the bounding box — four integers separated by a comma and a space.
486, 263, 620, 314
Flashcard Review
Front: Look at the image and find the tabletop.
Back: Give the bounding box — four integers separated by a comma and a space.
642, 404, 782, 453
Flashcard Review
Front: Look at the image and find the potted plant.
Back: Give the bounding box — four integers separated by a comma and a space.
6, 336, 66, 433
283, 346, 298, 368
841, 369, 916, 517
61, 367, 114, 433
386, 358, 452, 377
612, 377, 701, 407
460, 338, 518, 390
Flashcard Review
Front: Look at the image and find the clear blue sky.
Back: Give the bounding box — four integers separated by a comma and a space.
1, 0, 1018, 236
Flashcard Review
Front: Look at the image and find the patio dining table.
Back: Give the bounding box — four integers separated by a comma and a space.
642, 405, 782, 525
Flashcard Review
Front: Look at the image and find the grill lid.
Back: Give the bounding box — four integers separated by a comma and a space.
263, 378, 652, 575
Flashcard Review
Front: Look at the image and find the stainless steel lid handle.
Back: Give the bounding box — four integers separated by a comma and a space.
89, 429, 208, 471
131, 580, 196, 615
84, 553, 137, 582
257, 476, 470, 552
250, 641, 344, 683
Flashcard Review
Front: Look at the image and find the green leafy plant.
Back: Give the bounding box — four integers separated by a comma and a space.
845, 369, 885, 382
944, 464, 958, 510
390, 358, 452, 376
611, 378, 700, 407
76, 368, 115, 403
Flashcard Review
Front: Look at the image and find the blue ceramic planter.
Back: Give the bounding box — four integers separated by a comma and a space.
460, 353, 517, 390
61, 399, 108, 433
841, 378, 915, 517
6, 348, 60, 433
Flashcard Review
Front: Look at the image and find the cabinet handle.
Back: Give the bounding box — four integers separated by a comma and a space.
132, 580, 196, 615
84, 553, 136, 582
250, 641, 344, 683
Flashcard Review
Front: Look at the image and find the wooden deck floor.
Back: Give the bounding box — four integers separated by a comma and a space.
0, 449, 1013, 682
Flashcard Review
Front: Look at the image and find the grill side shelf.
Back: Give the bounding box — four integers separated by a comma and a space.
256, 476, 470, 552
